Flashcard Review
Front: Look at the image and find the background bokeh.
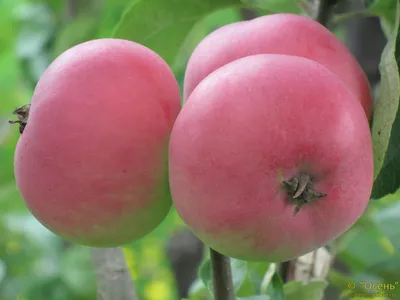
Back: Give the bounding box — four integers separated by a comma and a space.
0, 1, 399, 300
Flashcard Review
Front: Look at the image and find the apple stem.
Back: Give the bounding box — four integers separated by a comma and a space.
315, 0, 339, 26
210, 248, 235, 300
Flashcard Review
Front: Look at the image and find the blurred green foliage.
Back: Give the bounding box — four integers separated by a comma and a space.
0, 0, 399, 300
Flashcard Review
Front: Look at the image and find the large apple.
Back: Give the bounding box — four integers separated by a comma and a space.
184, 13, 372, 119
169, 54, 373, 262
12, 38, 181, 246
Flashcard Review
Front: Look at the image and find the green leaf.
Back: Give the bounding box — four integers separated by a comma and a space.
53, 17, 97, 57
368, 0, 396, 18
338, 226, 394, 271
25, 276, 76, 300
371, 0, 400, 198
328, 270, 366, 294
199, 258, 213, 293
0, 130, 21, 183
240, 0, 302, 13
60, 245, 96, 298
266, 271, 284, 300
187, 278, 210, 299
231, 258, 248, 292
174, 7, 241, 73
0, 182, 27, 213
0, 260, 5, 284
373, 200, 400, 248
237, 296, 270, 300
113, 0, 242, 66
14, 3, 55, 59
284, 280, 328, 300
258, 264, 284, 300
16, 26, 52, 59
367, 0, 397, 37
259, 263, 277, 294
247, 261, 271, 293
236, 274, 257, 297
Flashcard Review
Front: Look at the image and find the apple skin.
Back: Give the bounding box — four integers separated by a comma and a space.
14, 38, 181, 247
170, 54, 373, 262
183, 13, 372, 119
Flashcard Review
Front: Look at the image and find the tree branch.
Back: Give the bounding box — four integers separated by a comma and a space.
91, 247, 139, 300
315, 0, 340, 27
333, 10, 372, 24
66, 0, 78, 19
210, 248, 235, 300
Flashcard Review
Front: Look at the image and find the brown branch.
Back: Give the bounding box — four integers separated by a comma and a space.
315, 0, 340, 27
91, 247, 139, 300
210, 248, 235, 300
66, 0, 78, 19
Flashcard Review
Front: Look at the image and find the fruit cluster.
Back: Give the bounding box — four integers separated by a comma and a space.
10, 14, 374, 262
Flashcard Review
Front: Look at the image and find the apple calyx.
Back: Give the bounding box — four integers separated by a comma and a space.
282, 172, 327, 216
9, 104, 30, 134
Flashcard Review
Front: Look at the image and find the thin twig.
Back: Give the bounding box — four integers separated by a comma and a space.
315, 0, 340, 27
333, 10, 372, 24
210, 248, 235, 300
91, 247, 138, 300
296, 0, 314, 16
66, 0, 78, 19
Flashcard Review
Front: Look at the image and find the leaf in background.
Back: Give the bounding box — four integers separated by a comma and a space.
284, 280, 328, 300
367, 0, 398, 37
0, 1, 18, 50
0, 131, 21, 183
187, 278, 210, 299
237, 296, 270, 300
260, 263, 277, 294
240, 0, 302, 14
14, 3, 57, 85
96, 0, 134, 38
14, 3, 55, 59
0, 182, 27, 214
338, 226, 396, 273
371, 0, 400, 198
327, 270, 366, 295
373, 200, 400, 248
16, 27, 53, 59
266, 271, 284, 300
27, 277, 76, 300
355, 201, 400, 281
204, 6, 241, 28
0, 52, 30, 114
0, 260, 4, 283
60, 245, 97, 298
365, 253, 400, 282
53, 17, 98, 57
199, 258, 213, 293
174, 7, 241, 75
42, 0, 64, 15
247, 261, 271, 294
236, 274, 257, 297
231, 258, 248, 292
113, 0, 242, 66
